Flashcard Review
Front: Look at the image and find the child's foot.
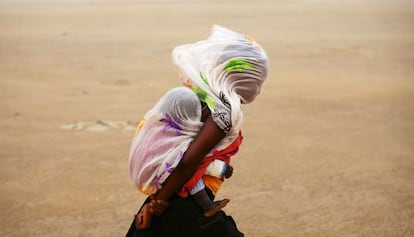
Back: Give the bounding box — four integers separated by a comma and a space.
203, 199, 230, 217
134, 203, 153, 230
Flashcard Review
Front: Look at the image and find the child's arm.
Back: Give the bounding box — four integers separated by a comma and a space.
150, 116, 226, 212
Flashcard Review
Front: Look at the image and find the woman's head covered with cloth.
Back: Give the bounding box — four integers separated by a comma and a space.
172, 25, 269, 138
129, 25, 269, 196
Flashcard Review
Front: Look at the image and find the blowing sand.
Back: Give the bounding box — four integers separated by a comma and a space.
1, 0, 413, 236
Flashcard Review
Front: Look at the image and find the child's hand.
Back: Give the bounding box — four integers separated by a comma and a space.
134, 203, 152, 230
224, 164, 233, 179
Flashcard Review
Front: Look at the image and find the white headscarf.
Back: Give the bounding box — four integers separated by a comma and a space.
172, 25, 269, 137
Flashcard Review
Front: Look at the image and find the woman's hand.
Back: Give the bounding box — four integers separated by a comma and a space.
134, 197, 171, 230
149, 196, 171, 216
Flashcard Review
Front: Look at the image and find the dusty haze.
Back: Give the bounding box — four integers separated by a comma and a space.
1, 0, 413, 236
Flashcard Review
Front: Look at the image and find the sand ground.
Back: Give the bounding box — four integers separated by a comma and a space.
1, 0, 413, 236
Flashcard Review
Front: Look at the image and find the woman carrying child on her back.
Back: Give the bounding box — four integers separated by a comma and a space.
127, 25, 269, 237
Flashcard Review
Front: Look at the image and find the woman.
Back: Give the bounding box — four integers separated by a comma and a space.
126, 25, 269, 237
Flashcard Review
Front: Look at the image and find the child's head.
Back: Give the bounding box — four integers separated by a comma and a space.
157, 87, 201, 122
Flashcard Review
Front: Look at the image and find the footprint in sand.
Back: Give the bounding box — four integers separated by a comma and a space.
60, 120, 138, 132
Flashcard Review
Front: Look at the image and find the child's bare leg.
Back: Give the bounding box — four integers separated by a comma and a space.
192, 189, 230, 217
203, 198, 230, 217
134, 203, 153, 230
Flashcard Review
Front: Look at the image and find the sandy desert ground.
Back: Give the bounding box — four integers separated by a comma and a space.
1, 0, 413, 236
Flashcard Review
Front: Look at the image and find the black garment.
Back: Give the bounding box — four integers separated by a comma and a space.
126, 190, 244, 237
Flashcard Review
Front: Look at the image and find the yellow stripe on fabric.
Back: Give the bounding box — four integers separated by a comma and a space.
134, 119, 145, 138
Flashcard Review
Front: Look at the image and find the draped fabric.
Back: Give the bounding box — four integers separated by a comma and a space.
129, 87, 203, 195
172, 25, 269, 139
129, 25, 269, 196
128, 87, 241, 195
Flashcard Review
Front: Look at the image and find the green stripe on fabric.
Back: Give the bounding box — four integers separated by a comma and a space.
199, 71, 209, 85
192, 86, 216, 110
224, 59, 253, 72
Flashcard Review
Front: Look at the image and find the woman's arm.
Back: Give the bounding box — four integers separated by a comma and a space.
154, 116, 226, 201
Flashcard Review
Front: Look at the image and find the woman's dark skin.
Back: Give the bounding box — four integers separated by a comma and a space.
135, 111, 226, 228
156, 115, 225, 200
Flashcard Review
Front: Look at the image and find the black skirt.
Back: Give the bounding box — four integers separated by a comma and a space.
126, 190, 244, 237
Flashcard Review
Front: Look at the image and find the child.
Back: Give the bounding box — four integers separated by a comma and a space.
129, 86, 240, 229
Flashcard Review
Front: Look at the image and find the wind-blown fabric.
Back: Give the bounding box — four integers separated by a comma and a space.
172, 25, 269, 139
129, 25, 269, 196
128, 87, 242, 196
129, 87, 203, 195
